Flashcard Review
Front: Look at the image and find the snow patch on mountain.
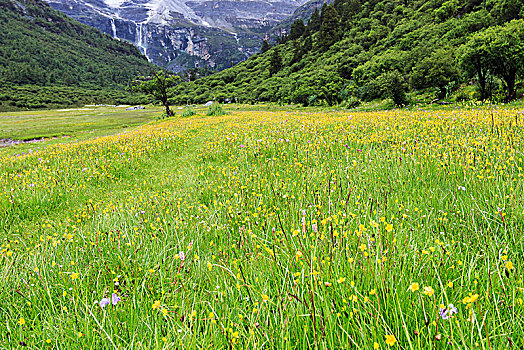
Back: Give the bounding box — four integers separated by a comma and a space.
103, 0, 126, 8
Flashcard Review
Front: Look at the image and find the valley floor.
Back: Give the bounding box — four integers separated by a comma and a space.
0, 107, 523, 348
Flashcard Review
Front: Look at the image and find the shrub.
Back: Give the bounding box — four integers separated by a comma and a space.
375, 70, 409, 107
207, 103, 226, 116
345, 96, 361, 108
181, 107, 196, 118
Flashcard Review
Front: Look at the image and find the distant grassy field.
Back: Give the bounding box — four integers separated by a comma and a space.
0, 104, 285, 145
0, 105, 165, 140
0, 106, 523, 348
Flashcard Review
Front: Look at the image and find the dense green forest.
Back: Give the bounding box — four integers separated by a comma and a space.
0, 0, 153, 110
171, 0, 524, 106
0, 84, 153, 110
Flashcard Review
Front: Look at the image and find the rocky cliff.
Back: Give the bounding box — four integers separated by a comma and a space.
44, 0, 309, 71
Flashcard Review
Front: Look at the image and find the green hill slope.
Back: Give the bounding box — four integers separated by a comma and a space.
171, 0, 524, 106
0, 0, 154, 110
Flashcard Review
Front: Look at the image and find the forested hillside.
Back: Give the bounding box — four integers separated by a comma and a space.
171, 0, 524, 106
0, 0, 154, 109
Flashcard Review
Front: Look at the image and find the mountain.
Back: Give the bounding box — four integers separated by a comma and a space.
0, 0, 154, 110
170, 0, 524, 105
0, 0, 153, 87
44, 0, 310, 71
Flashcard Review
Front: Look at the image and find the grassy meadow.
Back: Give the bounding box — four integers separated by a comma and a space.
0, 106, 166, 141
0, 106, 523, 349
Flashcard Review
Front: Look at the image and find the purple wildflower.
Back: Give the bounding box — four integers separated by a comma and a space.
111, 293, 121, 306
448, 304, 458, 315
439, 304, 458, 319
99, 298, 110, 308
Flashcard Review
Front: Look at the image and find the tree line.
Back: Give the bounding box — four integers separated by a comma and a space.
171, 0, 524, 106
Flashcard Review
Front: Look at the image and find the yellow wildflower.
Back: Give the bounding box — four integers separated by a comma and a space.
408, 283, 419, 292
423, 286, 434, 296
385, 335, 396, 346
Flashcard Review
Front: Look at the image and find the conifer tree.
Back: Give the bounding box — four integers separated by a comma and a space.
289, 19, 306, 40
269, 49, 282, 76
302, 35, 313, 55
260, 40, 271, 54
308, 7, 321, 32
291, 40, 302, 64
319, 4, 341, 51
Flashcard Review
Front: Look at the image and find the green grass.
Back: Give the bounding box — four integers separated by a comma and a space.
0, 106, 523, 349
0, 105, 166, 141
0, 105, 169, 158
